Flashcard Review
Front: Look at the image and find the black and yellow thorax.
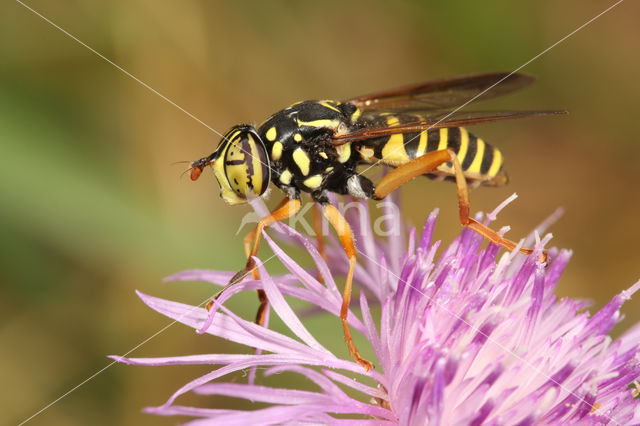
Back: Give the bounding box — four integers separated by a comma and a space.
257, 100, 363, 197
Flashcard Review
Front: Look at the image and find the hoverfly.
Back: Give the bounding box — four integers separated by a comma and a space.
189, 72, 562, 370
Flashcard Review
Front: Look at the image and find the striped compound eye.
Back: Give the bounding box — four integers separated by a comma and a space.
212, 125, 271, 205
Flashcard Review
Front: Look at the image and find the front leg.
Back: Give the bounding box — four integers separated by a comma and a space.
232, 196, 301, 283
206, 197, 302, 321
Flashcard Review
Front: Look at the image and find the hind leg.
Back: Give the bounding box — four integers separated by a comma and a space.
374, 149, 539, 257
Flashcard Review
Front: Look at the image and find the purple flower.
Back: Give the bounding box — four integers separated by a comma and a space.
112, 197, 640, 424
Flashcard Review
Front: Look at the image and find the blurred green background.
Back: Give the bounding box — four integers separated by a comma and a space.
2, 1, 639, 424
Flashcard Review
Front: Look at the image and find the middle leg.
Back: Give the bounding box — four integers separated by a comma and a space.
322, 203, 374, 371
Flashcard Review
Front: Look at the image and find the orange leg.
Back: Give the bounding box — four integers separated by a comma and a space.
206, 197, 301, 326
375, 149, 540, 258
312, 203, 327, 283
241, 228, 270, 325
323, 204, 374, 371
241, 196, 292, 281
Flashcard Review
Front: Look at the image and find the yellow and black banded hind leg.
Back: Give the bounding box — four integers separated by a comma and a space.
206, 197, 302, 327
374, 149, 542, 260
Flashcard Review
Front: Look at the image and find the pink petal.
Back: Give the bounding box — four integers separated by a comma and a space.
271, 222, 340, 295
158, 354, 350, 408
164, 269, 234, 286
136, 291, 328, 357
194, 383, 332, 405
110, 353, 256, 366
264, 365, 347, 398
262, 231, 338, 300
322, 369, 387, 400
255, 258, 332, 355
359, 290, 384, 373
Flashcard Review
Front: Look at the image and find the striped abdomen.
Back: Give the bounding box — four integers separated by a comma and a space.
357, 124, 507, 187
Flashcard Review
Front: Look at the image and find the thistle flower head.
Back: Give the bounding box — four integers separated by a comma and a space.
112, 197, 640, 424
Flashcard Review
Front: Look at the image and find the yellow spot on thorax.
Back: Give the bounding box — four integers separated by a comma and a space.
271, 141, 283, 161
297, 118, 340, 129
336, 143, 351, 163
265, 127, 277, 141
319, 152, 328, 159
318, 100, 341, 112
303, 175, 323, 189
294, 133, 302, 142
357, 146, 374, 162
350, 107, 362, 123
386, 115, 400, 127
590, 402, 601, 413
279, 169, 292, 185
292, 148, 311, 175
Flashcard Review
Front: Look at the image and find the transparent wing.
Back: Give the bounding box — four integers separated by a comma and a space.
330, 110, 565, 145
345, 72, 536, 113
